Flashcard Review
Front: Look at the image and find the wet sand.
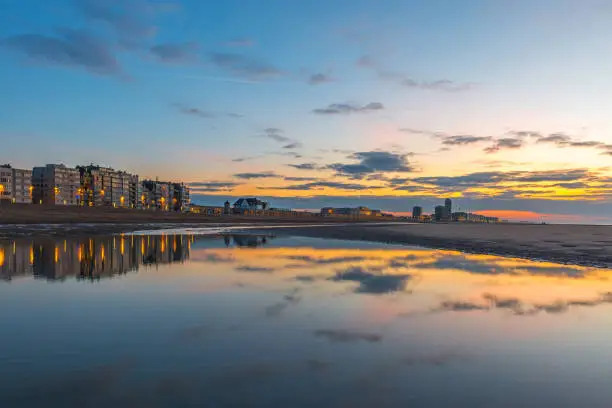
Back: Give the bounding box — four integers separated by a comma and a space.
270, 223, 612, 268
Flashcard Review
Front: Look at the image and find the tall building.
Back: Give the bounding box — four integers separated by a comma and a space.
32, 164, 80, 205
78, 165, 136, 207
412, 206, 423, 219
172, 182, 191, 212
444, 198, 452, 215
0, 165, 13, 203
142, 180, 172, 211
12, 168, 33, 204
434, 205, 450, 222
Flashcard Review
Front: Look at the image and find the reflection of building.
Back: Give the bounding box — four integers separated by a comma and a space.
0, 235, 192, 281
229, 235, 272, 248
321, 206, 382, 217
32, 164, 80, 205
412, 206, 423, 219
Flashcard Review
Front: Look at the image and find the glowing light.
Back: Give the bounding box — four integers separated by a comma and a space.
0, 247, 4, 267
120, 238, 125, 255
101, 244, 105, 262
78, 246, 82, 262
29, 246, 34, 264
54, 246, 59, 263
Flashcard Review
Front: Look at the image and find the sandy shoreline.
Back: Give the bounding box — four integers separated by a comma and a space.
266, 223, 612, 268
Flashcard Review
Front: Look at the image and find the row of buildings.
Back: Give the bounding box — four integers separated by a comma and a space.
0, 164, 190, 211
411, 198, 499, 223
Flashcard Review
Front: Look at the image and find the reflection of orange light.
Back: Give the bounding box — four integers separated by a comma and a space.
63, 240, 67, 252
78, 246, 82, 262
101, 244, 105, 262
89, 239, 93, 257
0, 248, 4, 267
161, 237, 166, 253
141, 238, 145, 254
29, 246, 34, 264
54, 246, 59, 263
120, 238, 125, 255
173, 236, 177, 253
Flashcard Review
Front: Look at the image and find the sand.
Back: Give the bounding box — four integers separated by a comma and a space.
270, 223, 612, 268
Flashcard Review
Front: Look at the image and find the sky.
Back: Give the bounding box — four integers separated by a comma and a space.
3, 0, 612, 223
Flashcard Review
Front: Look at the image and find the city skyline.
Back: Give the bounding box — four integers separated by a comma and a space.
3, 1, 612, 223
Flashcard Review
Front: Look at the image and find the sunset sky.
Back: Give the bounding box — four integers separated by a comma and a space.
2, 0, 612, 222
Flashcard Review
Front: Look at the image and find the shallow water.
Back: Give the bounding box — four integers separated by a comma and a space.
1, 233, 612, 407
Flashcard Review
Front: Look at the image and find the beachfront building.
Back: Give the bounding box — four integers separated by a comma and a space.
412, 206, 423, 219
11, 167, 33, 204
452, 212, 499, 223
434, 205, 450, 221
32, 164, 80, 205
190, 205, 224, 216
172, 183, 191, 212
0, 165, 13, 203
445, 198, 452, 215
77, 165, 137, 208
142, 180, 174, 211
321, 206, 382, 218
233, 198, 269, 215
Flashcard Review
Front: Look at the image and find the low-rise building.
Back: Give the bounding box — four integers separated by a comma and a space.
142, 180, 173, 211
172, 183, 191, 212
12, 168, 33, 204
190, 205, 223, 216
32, 164, 80, 205
320, 206, 381, 217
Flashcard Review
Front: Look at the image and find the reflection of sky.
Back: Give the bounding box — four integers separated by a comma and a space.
2, 234, 612, 406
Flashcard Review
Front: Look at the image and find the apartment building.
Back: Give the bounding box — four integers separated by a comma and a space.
12, 168, 33, 204
172, 182, 191, 212
142, 180, 173, 210
32, 164, 80, 205
0, 165, 13, 203
78, 165, 138, 208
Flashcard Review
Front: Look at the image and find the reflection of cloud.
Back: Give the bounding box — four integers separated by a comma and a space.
330, 266, 411, 294
314, 329, 382, 343
235, 265, 276, 273
195, 252, 236, 263
306, 359, 332, 372
401, 351, 470, 367
294, 274, 316, 282
287, 255, 371, 264
264, 288, 301, 317
430, 292, 612, 316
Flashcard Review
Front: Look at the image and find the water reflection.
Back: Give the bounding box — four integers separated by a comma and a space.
2, 233, 612, 407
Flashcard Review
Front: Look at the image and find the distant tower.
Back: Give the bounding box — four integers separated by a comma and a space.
412, 206, 423, 219
224, 200, 231, 215
444, 198, 452, 216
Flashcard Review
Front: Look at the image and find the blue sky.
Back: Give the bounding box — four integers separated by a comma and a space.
2, 0, 612, 222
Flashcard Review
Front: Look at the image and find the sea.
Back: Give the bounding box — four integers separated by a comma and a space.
1, 231, 611, 407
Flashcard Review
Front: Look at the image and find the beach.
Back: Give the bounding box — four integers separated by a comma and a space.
271, 223, 612, 268
2, 205, 612, 267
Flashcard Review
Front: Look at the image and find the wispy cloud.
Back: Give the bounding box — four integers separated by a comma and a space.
233, 171, 280, 179
328, 150, 414, 177
313, 102, 384, 115
288, 163, 321, 170
150, 42, 199, 64
208, 52, 283, 80
172, 103, 215, 118
308, 73, 334, 85
283, 142, 303, 149
189, 181, 240, 192
2, 28, 121, 76
484, 138, 524, 154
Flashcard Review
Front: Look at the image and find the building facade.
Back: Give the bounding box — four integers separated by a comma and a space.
12, 168, 33, 204
0, 165, 13, 203
78, 165, 136, 208
321, 206, 381, 217
32, 164, 80, 205
412, 206, 423, 219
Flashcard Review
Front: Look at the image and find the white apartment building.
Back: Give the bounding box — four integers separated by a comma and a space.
32, 164, 80, 205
